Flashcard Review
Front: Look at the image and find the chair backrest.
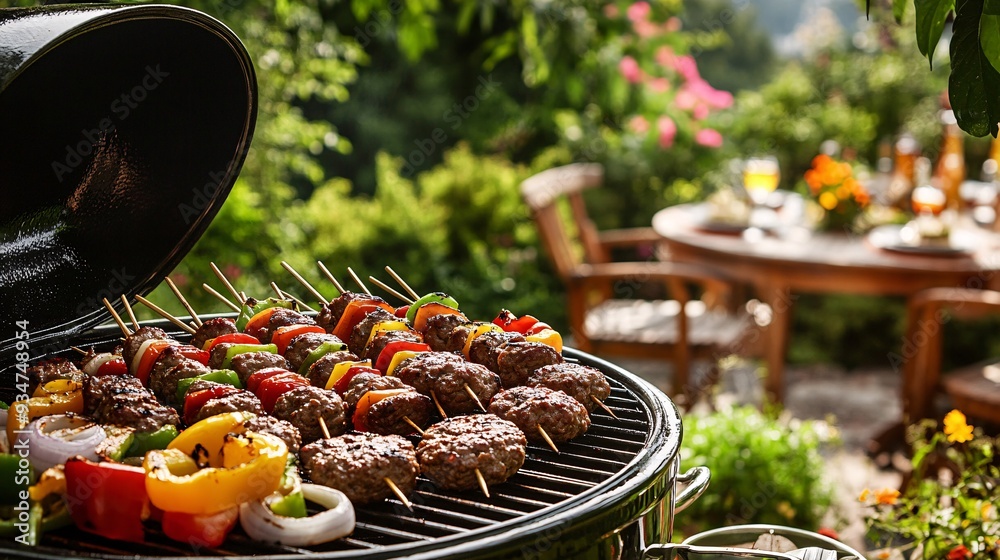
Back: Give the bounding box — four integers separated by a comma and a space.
520, 163, 606, 283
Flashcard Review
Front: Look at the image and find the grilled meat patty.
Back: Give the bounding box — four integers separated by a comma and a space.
362, 329, 422, 362
230, 352, 290, 385
468, 331, 526, 373
242, 415, 302, 454
422, 313, 471, 352
489, 386, 590, 443
191, 317, 238, 350
122, 326, 169, 367
192, 390, 264, 423
348, 308, 396, 356
365, 391, 433, 436
249, 308, 317, 344
416, 414, 526, 491
342, 373, 408, 410
95, 391, 180, 432
306, 350, 360, 388
30, 358, 85, 390
527, 363, 611, 413
272, 385, 348, 443
301, 433, 418, 505
316, 292, 374, 333
84, 375, 145, 416
207, 343, 237, 370
148, 347, 210, 404
284, 332, 344, 372
395, 352, 500, 416
495, 341, 563, 388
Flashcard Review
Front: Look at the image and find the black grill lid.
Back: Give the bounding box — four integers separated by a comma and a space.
0, 4, 256, 356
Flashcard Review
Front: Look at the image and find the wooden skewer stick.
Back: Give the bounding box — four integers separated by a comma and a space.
281, 290, 316, 313
239, 291, 248, 303
383, 477, 414, 512
316, 261, 346, 296
403, 416, 425, 436
474, 468, 490, 498
71, 346, 87, 356
270, 282, 285, 299
430, 391, 447, 418
120, 295, 140, 331
346, 267, 371, 296
464, 384, 487, 413
318, 416, 332, 440
385, 266, 420, 300
537, 425, 559, 453
281, 261, 328, 303
165, 277, 202, 327
134, 295, 197, 335
203, 283, 241, 312
591, 396, 619, 419
210, 262, 245, 305
368, 276, 414, 304
103, 298, 132, 336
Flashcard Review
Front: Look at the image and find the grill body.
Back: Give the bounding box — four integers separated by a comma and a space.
1, 318, 687, 560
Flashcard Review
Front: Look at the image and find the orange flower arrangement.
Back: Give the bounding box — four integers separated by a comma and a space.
804, 154, 870, 231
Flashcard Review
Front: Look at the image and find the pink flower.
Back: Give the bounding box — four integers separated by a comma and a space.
629, 115, 650, 134
665, 16, 682, 32
627, 1, 650, 22
672, 55, 701, 82
693, 103, 709, 120
603, 4, 619, 18
656, 46, 676, 68
695, 128, 723, 148
674, 89, 698, 110
648, 77, 670, 93
619, 56, 643, 84
657, 116, 677, 149
686, 78, 733, 109
633, 19, 660, 38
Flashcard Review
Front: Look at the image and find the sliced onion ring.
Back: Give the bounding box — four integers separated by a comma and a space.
82, 353, 117, 376
239, 483, 355, 546
28, 414, 106, 473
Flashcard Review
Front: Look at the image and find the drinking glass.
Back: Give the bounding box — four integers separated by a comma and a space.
742, 156, 781, 206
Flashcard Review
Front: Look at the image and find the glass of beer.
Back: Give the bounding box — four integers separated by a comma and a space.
743, 156, 781, 206
911, 185, 946, 216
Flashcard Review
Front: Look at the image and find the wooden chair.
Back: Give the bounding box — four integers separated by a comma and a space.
520, 163, 758, 403
902, 287, 1000, 426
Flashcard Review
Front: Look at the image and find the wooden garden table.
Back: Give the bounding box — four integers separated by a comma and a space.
651, 203, 1000, 416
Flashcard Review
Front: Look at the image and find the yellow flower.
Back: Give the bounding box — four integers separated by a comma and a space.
859, 488, 871, 503
874, 488, 900, 506
819, 191, 838, 210
943, 409, 974, 443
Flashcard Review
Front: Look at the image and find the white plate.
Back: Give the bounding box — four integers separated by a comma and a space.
867, 224, 977, 256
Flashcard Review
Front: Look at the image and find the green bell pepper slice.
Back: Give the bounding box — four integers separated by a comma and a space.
175, 370, 243, 403
0, 454, 33, 506
269, 456, 306, 518
297, 341, 347, 376
96, 426, 135, 463
235, 298, 295, 331
125, 425, 179, 458
0, 401, 9, 410
405, 292, 460, 324
0, 498, 72, 544
220, 344, 278, 370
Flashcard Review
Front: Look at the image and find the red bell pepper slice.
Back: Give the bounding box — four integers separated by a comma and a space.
176, 345, 211, 365
95, 356, 129, 376
64, 458, 149, 543
332, 300, 393, 340
332, 365, 381, 395
394, 305, 410, 319
256, 372, 310, 413
374, 341, 431, 374
244, 307, 280, 339
492, 310, 540, 334
203, 333, 260, 351
412, 303, 466, 333
246, 367, 291, 393
184, 385, 241, 425
135, 341, 177, 386
272, 324, 325, 355
352, 388, 411, 432
524, 321, 552, 335
161, 506, 239, 549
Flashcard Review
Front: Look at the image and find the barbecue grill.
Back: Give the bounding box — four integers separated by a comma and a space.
0, 4, 709, 559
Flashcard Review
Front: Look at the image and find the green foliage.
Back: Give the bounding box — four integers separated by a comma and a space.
679, 406, 837, 535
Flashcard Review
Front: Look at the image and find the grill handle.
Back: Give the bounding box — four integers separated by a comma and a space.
672, 466, 710, 513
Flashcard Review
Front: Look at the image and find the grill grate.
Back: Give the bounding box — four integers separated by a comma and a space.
2, 324, 657, 559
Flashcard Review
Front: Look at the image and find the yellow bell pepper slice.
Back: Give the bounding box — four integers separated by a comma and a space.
32, 379, 82, 398
386, 350, 425, 376
324, 360, 372, 391
146, 430, 287, 515
365, 320, 410, 349
462, 323, 504, 359
29, 465, 66, 502
526, 328, 563, 353
6, 389, 84, 446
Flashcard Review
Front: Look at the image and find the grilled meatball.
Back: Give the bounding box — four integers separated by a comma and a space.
342, 373, 408, 410
527, 363, 611, 413
272, 386, 348, 443
469, 331, 526, 372
489, 386, 590, 443
362, 329, 422, 362
148, 347, 210, 404
243, 415, 302, 454
95, 392, 180, 432
83, 375, 145, 415
191, 317, 239, 350
301, 433, 418, 505
416, 414, 526, 491
249, 308, 317, 344
184, 379, 225, 396
231, 352, 290, 385
122, 326, 169, 367
423, 314, 472, 353
284, 332, 344, 372
365, 392, 433, 436
316, 292, 373, 333
396, 352, 500, 416
28, 358, 85, 389
306, 350, 360, 388
348, 308, 395, 355
193, 391, 264, 423
208, 343, 237, 370
495, 342, 563, 388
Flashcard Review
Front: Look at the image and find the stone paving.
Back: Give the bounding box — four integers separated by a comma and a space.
603, 355, 905, 554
